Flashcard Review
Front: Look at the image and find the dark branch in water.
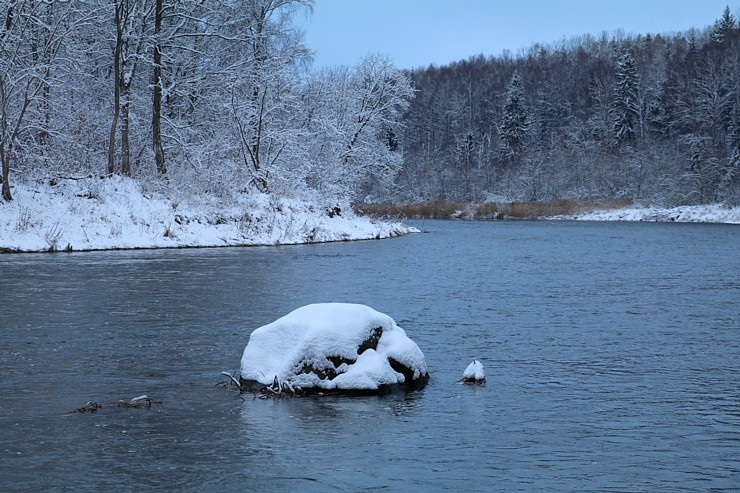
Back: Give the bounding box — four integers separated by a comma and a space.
220, 371, 242, 389
68, 395, 161, 414
68, 401, 102, 414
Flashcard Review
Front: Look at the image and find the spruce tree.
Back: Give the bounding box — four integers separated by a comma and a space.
711, 5, 736, 44
500, 71, 528, 160
611, 51, 641, 147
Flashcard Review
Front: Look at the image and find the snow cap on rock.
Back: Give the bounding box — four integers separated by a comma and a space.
240, 303, 428, 393
462, 358, 486, 384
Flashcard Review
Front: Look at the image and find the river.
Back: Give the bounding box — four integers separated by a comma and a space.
1, 220, 738, 491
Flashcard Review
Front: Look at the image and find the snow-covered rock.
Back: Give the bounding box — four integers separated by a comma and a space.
462, 359, 485, 384
239, 303, 428, 394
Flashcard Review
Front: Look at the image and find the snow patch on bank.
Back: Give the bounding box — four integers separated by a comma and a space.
0, 177, 418, 252
555, 204, 740, 224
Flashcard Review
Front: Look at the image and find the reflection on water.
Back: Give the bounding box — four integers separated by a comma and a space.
1, 220, 739, 491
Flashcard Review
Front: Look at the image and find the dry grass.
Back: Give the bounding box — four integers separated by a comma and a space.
354, 198, 632, 220
355, 200, 472, 219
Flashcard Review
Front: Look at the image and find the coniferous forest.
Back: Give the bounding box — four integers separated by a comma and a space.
1, 1, 739, 209
396, 6, 740, 207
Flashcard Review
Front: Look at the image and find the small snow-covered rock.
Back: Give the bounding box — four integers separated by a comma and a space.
239, 303, 428, 394
462, 359, 485, 384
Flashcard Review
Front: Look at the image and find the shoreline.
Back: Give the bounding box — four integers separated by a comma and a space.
0, 177, 417, 254
3, 181, 738, 254
355, 200, 740, 225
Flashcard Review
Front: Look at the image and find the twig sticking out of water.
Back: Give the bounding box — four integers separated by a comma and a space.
69, 401, 102, 413
216, 371, 247, 401
258, 375, 303, 399
219, 371, 243, 389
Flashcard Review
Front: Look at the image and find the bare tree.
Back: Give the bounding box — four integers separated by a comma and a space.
302, 54, 414, 201
1, 0, 80, 200
151, 0, 165, 174
230, 0, 313, 193
108, 0, 153, 176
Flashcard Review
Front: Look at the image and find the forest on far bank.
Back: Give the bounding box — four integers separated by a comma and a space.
1, 2, 739, 210
395, 6, 740, 207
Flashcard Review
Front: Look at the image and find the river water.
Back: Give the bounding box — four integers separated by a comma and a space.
1, 220, 738, 492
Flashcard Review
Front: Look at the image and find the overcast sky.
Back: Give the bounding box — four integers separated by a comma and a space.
297, 0, 738, 69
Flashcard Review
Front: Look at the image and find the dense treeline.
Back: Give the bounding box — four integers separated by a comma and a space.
0, 0, 410, 206
3, 2, 739, 210
395, 7, 740, 206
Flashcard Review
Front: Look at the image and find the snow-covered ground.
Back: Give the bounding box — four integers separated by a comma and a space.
0, 177, 417, 252
240, 303, 428, 393
553, 204, 740, 224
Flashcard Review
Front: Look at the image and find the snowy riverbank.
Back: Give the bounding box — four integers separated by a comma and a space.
553, 204, 740, 224
2, 177, 737, 253
0, 177, 417, 253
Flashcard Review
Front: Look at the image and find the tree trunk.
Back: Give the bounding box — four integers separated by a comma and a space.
1, 145, 11, 201
121, 89, 131, 176
152, 0, 166, 174
1, 3, 14, 200
108, 3, 123, 176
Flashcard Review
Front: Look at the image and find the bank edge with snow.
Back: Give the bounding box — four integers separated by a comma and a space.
554, 204, 740, 224
0, 177, 418, 253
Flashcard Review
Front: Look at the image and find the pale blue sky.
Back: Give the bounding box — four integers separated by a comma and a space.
298, 0, 739, 69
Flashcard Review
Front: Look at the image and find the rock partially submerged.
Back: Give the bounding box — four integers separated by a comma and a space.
462, 359, 486, 385
239, 303, 428, 395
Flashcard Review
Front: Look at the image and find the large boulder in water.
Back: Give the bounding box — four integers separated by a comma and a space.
240, 303, 428, 394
